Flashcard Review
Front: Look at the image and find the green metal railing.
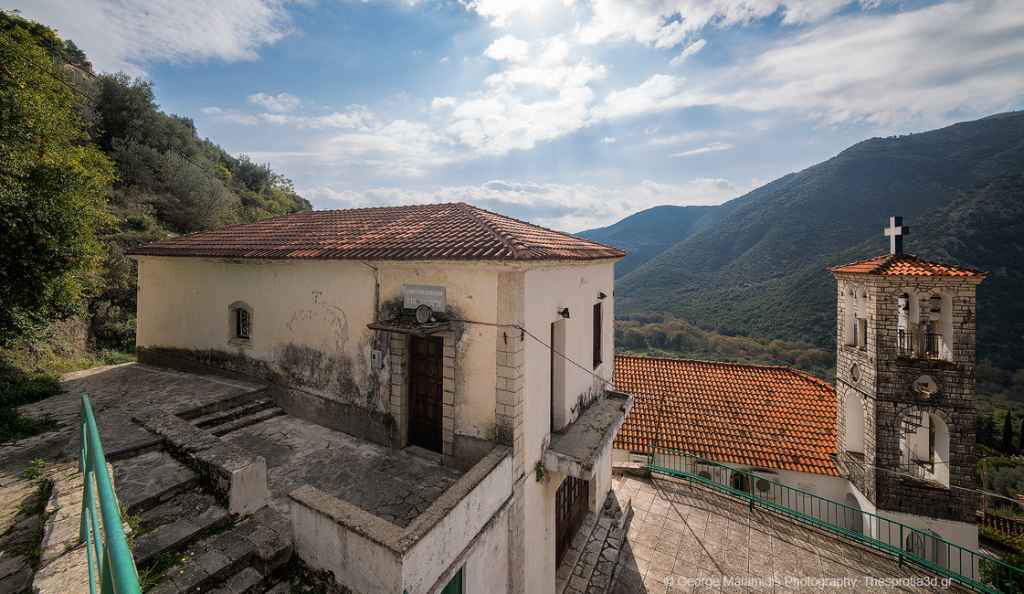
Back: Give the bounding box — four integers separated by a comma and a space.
646, 446, 1024, 594
79, 395, 142, 594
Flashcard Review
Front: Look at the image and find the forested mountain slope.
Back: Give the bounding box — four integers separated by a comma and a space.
613, 112, 1024, 360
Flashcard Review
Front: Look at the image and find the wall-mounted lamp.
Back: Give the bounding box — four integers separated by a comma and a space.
558, 308, 570, 319
598, 292, 607, 300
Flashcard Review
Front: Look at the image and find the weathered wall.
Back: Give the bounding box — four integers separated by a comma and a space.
402, 450, 513, 593
135, 256, 501, 453
136, 257, 377, 400
520, 260, 617, 594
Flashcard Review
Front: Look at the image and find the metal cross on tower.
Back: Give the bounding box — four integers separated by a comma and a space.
884, 216, 910, 254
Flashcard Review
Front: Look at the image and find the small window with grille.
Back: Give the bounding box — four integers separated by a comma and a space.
228, 301, 253, 345
235, 308, 250, 340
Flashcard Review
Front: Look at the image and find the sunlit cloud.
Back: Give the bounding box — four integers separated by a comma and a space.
302, 177, 746, 232
14, 0, 291, 76
670, 142, 734, 157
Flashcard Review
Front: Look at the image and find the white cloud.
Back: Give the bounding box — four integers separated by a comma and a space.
592, 74, 703, 119
461, 0, 564, 28
670, 39, 706, 66
602, 137, 617, 143
200, 106, 260, 125
670, 142, 734, 157
301, 177, 746, 232
484, 35, 531, 62
13, 0, 291, 76
576, 0, 855, 49
709, 0, 1024, 128
248, 92, 302, 113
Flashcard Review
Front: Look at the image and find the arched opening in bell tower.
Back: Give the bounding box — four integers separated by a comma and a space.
899, 408, 950, 487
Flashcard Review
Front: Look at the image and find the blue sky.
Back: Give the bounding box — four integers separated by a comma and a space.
9, 0, 1024, 231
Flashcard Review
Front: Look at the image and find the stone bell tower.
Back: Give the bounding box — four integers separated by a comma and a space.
830, 217, 986, 528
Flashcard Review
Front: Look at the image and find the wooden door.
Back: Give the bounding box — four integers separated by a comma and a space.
555, 476, 589, 567
409, 335, 444, 453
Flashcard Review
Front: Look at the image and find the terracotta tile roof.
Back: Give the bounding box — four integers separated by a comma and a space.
979, 512, 1024, 539
829, 254, 986, 277
613, 355, 838, 476
126, 203, 625, 261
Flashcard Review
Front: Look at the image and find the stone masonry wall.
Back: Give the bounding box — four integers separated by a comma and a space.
833, 273, 982, 524
495, 271, 526, 594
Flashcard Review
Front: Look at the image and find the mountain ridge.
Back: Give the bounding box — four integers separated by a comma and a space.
597, 111, 1024, 371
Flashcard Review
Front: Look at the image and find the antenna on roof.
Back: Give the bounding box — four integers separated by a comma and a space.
884, 216, 910, 254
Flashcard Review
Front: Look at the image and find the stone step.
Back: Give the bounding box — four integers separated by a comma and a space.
191, 398, 276, 430
145, 508, 291, 594
112, 451, 201, 515
176, 388, 270, 422
131, 493, 231, 566
556, 508, 601, 594
209, 567, 265, 594
210, 407, 285, 437
560, 489, 631, 594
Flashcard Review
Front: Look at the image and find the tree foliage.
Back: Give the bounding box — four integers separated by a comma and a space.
0, 14, 114, 343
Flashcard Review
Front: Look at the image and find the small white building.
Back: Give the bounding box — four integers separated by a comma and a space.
128, 202, 632, 594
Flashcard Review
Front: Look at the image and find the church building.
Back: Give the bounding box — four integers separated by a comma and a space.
127, 203, 632, 594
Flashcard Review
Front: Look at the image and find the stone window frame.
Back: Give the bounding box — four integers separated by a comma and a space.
387, 330, 456, 457
227, 301, 253, 347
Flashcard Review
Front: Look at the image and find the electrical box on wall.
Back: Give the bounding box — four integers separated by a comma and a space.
371, 349, 383, 369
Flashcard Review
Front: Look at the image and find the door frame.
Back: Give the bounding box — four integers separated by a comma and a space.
409, 334, 445, 453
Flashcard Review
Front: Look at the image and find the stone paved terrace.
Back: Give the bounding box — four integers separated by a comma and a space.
1, 363, 264, 476
221, 415, 463, 526
610, 474, 970, 594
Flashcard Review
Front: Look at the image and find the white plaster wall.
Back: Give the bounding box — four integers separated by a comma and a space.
877, 510, 979, 572
520, 260, 617, 594
524, 470, 562, 594
290, 502, 403, 594
136, 257, 500, 436
402, 453, 513, 594
136, 256, 376, 382
459, 507, 510, 594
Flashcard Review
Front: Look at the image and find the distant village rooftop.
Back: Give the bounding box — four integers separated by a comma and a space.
613, 354, 838, 476
829, 253, 987, 277
126, 202, 625, 261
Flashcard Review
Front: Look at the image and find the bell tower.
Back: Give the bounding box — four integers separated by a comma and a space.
830, 217, 986, 528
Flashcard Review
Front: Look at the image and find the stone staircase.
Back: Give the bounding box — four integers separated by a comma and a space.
33, 390, 297, 594
178, 393, 284, 437
556, 481, 633, 594
116, 452, 292, 594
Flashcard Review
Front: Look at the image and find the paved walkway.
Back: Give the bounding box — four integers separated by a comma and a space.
0, 364, 265, 594
611, 474, 966, 593
222, 415, 463, 527
1, 363, 263, 476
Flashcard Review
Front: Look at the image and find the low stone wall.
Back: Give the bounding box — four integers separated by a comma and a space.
289, 445, 512, 594
132, 410, 268, 515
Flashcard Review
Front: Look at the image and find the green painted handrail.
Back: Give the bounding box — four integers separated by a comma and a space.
79, 395, 142, 594
646, 446, 1024, 594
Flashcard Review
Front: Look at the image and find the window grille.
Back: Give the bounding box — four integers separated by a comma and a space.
236, 308, 250, 340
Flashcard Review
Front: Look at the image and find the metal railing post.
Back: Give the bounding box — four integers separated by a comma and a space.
643, 447, 1021, 594
78, 395, 142, 594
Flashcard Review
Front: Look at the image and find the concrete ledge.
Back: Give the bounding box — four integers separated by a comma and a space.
546, 391, 633, 480
289, 445, 512, 594
133, 410, 268, 515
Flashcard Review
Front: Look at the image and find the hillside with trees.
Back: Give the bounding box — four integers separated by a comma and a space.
604, 113, 1024, 376
0, 11, 310, 438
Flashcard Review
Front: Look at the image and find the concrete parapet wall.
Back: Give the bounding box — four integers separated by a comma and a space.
289, 445, 512, 594
132, 410, 268, 515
